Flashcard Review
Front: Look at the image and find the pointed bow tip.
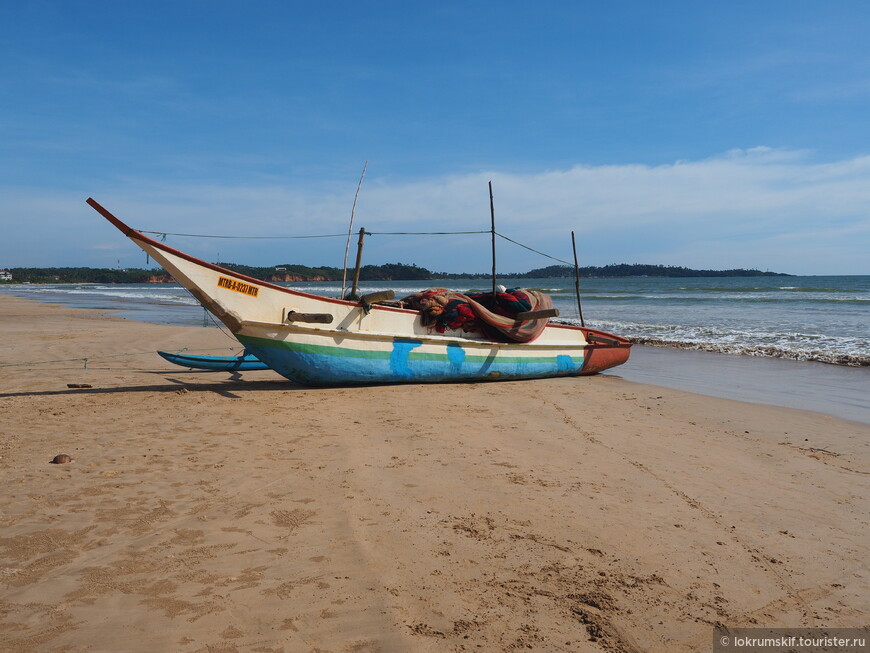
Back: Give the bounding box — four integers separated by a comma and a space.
86, 198, 136, 236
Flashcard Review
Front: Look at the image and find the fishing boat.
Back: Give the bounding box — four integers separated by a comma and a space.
157, 350, 269, 371
88, 198, 630, 386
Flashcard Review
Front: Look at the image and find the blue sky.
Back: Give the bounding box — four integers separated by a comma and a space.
1, 1, 869, 274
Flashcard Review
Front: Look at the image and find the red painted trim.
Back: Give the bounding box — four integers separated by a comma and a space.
87, 198, 138, 236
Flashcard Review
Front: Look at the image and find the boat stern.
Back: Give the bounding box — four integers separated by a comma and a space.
579, 328, 632, 374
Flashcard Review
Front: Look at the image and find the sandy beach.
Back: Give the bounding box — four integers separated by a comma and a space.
0, 294, 867, 652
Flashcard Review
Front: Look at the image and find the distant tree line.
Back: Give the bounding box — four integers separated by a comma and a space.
2, 262, 790, 284
514, 264, 790, 278
4, 267, 171, 284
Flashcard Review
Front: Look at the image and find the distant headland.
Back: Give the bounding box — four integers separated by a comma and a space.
1, 263, 791, 284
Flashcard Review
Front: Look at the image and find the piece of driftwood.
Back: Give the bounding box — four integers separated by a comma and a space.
359, 289, 396, 314
359, 290, 396, 305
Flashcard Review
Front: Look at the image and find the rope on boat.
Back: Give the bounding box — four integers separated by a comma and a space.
368, 230, 491, 235
202, 307, 238, 342
137, 218, 576, 265
135, 229, 493, 238
134, 227, 570, 265
137, 230, 350, 239
494, 232, 573, 266
169, 285, 238, 344
135, 229, 494, 239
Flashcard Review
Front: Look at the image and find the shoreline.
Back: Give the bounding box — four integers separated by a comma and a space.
2, 290, 866, 424
2, 273, 867, 373
1, 294, 867, 651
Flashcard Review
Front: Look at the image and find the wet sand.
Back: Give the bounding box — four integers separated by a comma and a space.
0, 295, 867, 652
613, 345, 870, 425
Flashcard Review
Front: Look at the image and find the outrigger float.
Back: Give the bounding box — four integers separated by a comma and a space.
156, 350, 269, 372
88, 198, 630, 386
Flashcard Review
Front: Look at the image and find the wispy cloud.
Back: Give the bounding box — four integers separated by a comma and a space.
2, 148, 868, 274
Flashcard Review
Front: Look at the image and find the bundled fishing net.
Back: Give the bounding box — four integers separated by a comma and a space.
401, 287, 554, 343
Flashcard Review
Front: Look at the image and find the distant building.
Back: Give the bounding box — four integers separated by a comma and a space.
0, 269, 11, 281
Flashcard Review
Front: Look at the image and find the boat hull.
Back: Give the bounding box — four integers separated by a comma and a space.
237, 331, 588, 386
88, 198, 631, 386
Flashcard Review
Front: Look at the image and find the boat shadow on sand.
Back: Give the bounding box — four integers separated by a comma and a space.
0, 374, 306, 400
2, 369, 615, 400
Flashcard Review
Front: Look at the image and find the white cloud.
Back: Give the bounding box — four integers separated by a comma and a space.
1, 148, 869, 274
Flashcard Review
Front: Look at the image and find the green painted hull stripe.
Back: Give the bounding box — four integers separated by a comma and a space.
237, 334, 584, 365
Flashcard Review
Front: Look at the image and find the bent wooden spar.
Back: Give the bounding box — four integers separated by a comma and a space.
88, 198, 631, 386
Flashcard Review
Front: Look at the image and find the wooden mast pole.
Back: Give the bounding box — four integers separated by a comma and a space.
489, 181, 497, 298
349, 227, 366, 300
571, 230, 586, 327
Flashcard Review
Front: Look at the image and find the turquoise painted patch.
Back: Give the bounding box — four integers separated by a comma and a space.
390, 338, 423, 377
446, 342, 466, 370
556, 355, 576, 372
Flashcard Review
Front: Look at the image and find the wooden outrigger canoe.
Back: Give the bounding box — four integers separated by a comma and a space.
157, 350, 269, 371
88, 198, 631, 386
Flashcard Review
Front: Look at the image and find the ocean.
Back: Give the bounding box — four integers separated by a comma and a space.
1, 275, 868, 423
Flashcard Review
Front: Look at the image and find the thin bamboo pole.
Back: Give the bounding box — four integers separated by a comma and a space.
341, 161, 368, 299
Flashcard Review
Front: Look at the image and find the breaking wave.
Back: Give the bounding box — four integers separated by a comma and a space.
627, 337, 870, 367
558, 318, 870, 367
